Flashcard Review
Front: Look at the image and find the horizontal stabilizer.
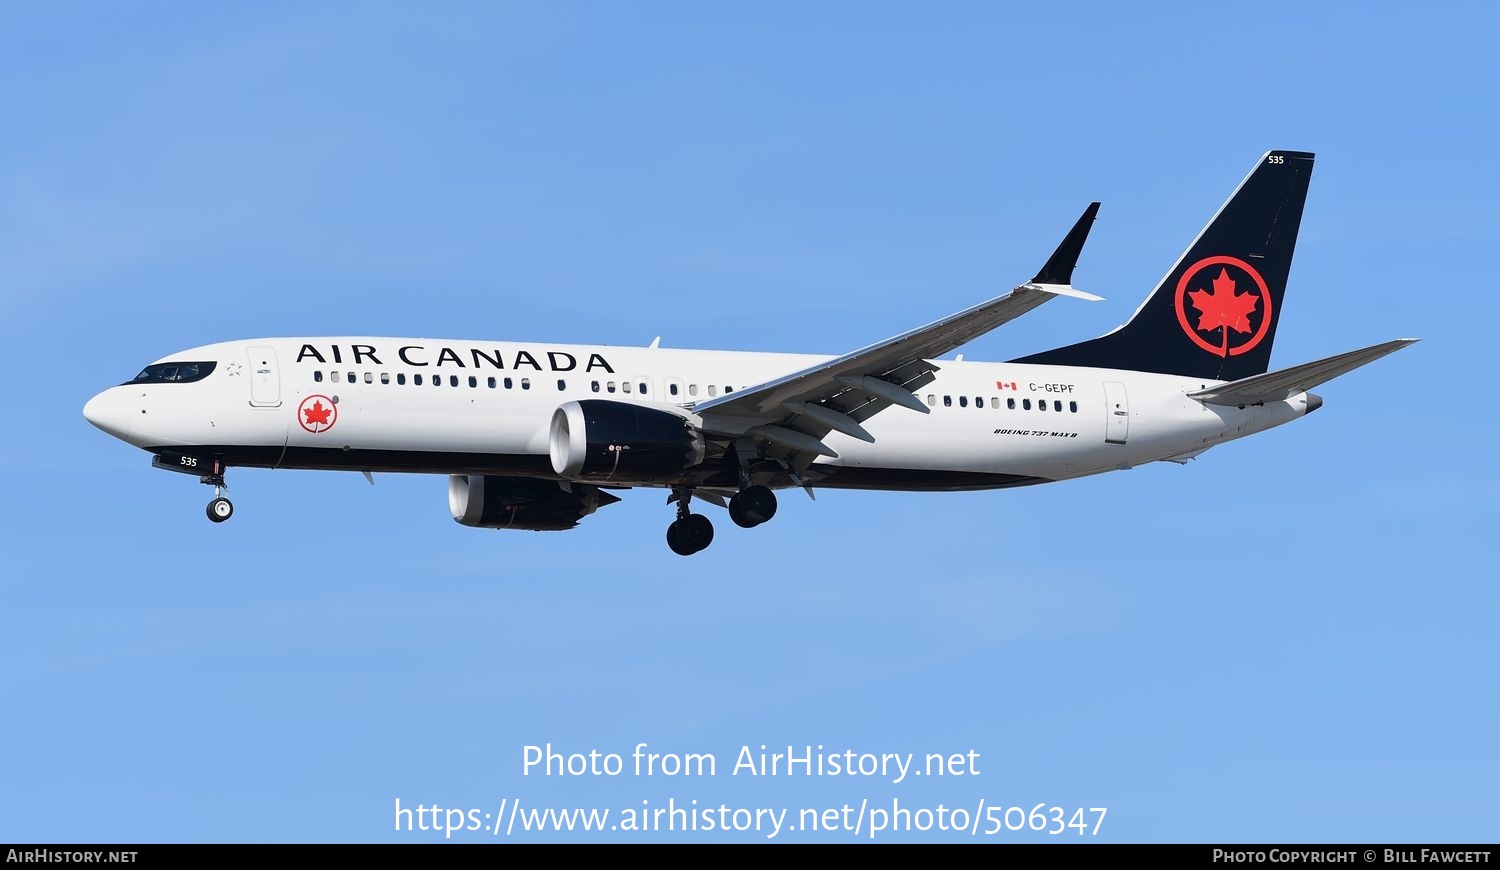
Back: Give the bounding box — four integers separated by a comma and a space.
1189, 338, 1418, 406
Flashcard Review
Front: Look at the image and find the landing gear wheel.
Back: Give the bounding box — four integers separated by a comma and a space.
682, 513, 714, 551
667, 520, 693, 556
729, 498, 755, 528
198, 460, 232, 523
206, 497, 234, 523
729, 485, 777, 527
666, 514, 714, 555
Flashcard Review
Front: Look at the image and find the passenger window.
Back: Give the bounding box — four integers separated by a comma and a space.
725, 386, 733, 393
488, 377, 496, 389
607, 381, 616, 393
669, 383, 679, 396
348, 372, 356, 383
468, 376, 477, 388
433, 376, 441, 387
504, 377, 513, 389
558, 379, 567, 391
1038, 400, 1046, 411
314, 371, 323, 383
414, 374, 423, 385
521, 378, 530, 390
363, 372, 372, 384
448, 375, 458, 387
639, 383, 647, 395
689, 385, 698, 397
1054, 400, 1062, 412
380, 372, 390, 385
331, 371, 341, 383
1070, 401, 1078, 413
943, 395, 952, 407
1007, 398, 1015, 410
926, 394, 935, 406
1023, 399, 1031, 410
976, 397, 983, 409
592, 381, 600, 393
990, 397, 998, 409
397, 373, 406, 385
959, 396, 968, 407
708, 385, 718, 397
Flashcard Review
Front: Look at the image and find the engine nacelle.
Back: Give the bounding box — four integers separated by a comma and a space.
549, 400, 705, 483
448, 475, 621, 531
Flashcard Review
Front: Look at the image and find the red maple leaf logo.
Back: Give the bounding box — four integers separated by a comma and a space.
303, 400, 332, 427
1187, 267, 1260, 356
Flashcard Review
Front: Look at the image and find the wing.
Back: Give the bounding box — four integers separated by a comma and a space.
691, 203, 1103, 471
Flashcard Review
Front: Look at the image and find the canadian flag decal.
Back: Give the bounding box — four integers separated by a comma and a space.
996, 380, 1017, 390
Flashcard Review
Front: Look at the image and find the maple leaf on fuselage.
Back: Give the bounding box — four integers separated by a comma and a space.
1188, 267, 1259, 335
303, 401, 332, 427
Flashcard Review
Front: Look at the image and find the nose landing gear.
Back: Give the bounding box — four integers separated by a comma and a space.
207, 495, 234, 523
151, 452, 235, 522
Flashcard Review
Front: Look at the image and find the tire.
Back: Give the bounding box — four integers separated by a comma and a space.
728, 496, 758, 529
681, 513, 714, 552
666, 520, 696, 556
206, 497, 234, 523
739, 485, 777, 525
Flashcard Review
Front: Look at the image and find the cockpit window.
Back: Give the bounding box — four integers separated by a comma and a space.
127, 361, 217, 385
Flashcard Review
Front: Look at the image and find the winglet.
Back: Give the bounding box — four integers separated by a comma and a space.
1030, 201, 1100, 286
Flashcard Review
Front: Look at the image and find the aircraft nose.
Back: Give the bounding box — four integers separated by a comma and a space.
83, 388, 133, 440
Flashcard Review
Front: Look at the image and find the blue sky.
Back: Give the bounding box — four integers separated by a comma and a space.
2, 2, 1495, 843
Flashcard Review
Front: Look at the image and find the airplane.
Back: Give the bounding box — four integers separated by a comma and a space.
83, 150, 1415, 555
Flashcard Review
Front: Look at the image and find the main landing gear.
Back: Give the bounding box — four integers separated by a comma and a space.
666, 485, 779, 556
666, 489, 715, 556
202, 468, 233, 524
728, 484, 777, 529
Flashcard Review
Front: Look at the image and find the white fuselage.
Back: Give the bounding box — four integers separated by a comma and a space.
83, 336, 1315, 491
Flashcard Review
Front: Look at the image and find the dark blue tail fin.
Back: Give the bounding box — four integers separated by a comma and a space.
1013, 150, 1314, 381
